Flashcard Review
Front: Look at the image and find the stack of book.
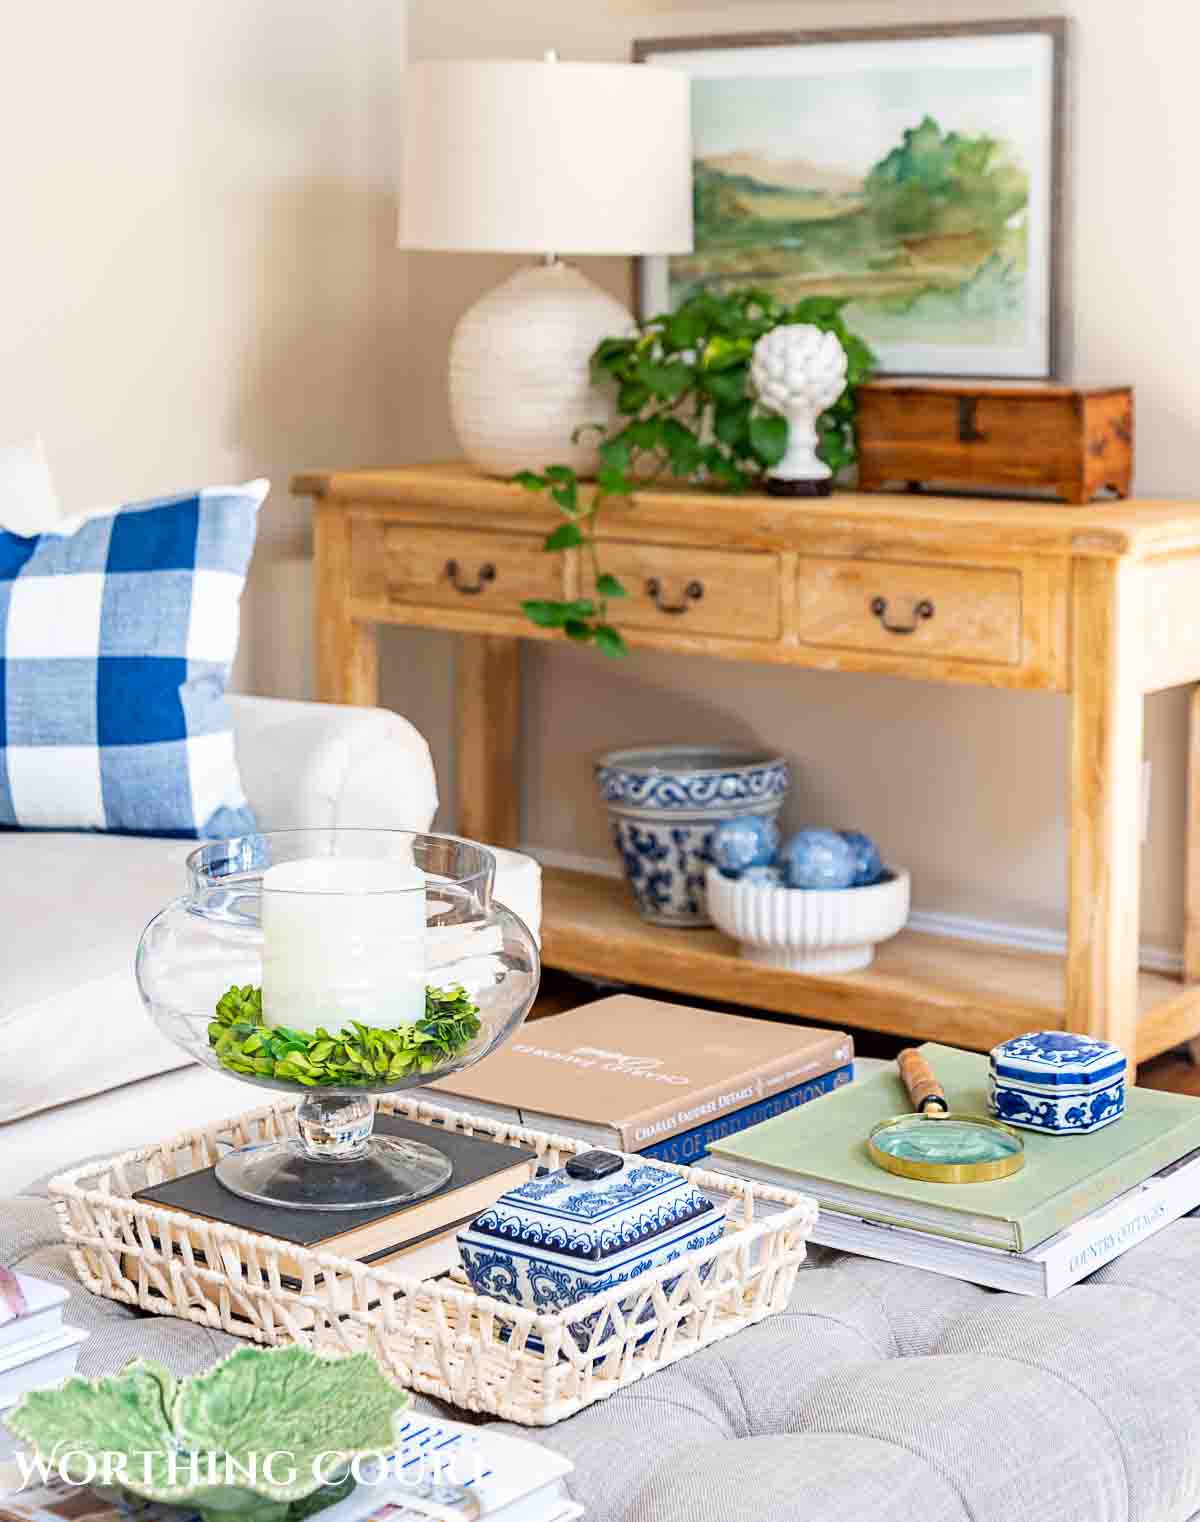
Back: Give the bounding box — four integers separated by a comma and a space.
424, 994, 854, 1165
705, 1042, 1200, 1296
0, 1272, 88, 1410
130, 999, 852, 1294
132, 1114, 540, 1289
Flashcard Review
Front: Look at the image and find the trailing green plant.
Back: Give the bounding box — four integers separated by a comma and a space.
208, 983, 481, 1085
515, 288, 875, 655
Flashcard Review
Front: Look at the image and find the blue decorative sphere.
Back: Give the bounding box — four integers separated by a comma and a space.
711, 815, 780, 878
838, 829, 883, 886
779, 829, 857, 890
740, 863, 784, 886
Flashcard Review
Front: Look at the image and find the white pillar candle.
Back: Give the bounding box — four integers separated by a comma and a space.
261, 858, 427, 1034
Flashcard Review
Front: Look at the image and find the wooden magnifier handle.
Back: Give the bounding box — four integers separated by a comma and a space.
898, 1048, 950, 1114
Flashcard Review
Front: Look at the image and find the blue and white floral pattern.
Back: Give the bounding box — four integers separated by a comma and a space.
458, 1152, 728, 1352
988, 1032, 1127, 1133
596, 748, 791, 926
989, 1072, 1125, 1134
595, 750, 790, 812
459, 1213, 728, 1354
991, 1031, 1126, 1087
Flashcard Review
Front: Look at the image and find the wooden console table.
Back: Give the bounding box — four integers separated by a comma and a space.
294, 462, 1200, 1066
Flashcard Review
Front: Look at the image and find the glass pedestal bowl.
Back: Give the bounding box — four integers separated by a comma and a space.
136, 830, 540, 1211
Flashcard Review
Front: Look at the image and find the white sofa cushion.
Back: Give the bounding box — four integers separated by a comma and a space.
2, 831, 197, 1123
0, 435, 62, 534
227, 694, 440, 834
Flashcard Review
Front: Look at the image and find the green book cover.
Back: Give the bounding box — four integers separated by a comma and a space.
708, 1043, 1200, 1250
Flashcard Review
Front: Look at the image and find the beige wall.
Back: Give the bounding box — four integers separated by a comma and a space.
390, 0, 1200, 956
0, 0, 409, 695
6, 0, 1193, 958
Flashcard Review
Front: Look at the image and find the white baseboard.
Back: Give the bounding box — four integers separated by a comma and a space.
520, 843, 1184, 978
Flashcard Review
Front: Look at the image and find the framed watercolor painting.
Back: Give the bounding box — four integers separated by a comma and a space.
635, 20, 1067, 378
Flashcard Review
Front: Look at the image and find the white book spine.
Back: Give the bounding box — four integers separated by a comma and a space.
806, 1149, 1200, 1297
1032, 1151, 1200, 1295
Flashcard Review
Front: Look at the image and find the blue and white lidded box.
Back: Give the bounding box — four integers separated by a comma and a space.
458, 1150, 727, 1346
988, 1031, 1126, 1134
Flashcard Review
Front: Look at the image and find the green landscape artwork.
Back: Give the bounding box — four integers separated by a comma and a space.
639, 30, 1059, 376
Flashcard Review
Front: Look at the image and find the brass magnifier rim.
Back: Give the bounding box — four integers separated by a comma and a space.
867, 1111, 1026, 1184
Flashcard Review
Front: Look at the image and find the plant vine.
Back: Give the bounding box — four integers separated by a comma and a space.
514, 288, 875, 656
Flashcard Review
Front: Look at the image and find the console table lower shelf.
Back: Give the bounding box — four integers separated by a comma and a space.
539, 868, 1199, 1066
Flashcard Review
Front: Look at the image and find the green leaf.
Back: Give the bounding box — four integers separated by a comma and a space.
749, 413, 789, 467
174, 1346, 404, 1502
8, 1360, 178, 1496
598, 437, 630, 472
543, 521, 583, 551
625, 417, 662, 451
510, 470, 546, 491
590, 336, 637, 379
566, 598, 596, 618
564, 618, 593, 642
596, 465, 633, 496
550, 481, 578, 512
664, 309, 705, 351
593, 623, 628, 658
617, 380, 650, 413
637, 359, 692, 402
522, 599, 569, 628
714, 399, 752, 449
543, 465, 576, 483
788, 295, 844, 323
660, 418, 705, 477
700, 334, 752, 371
700, 364, 749, 405
595, 572, 627, 600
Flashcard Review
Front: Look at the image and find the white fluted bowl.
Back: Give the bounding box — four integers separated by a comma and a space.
706, 865, 910, 974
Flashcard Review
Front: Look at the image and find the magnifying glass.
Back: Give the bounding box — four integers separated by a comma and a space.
868, 1048, 1025, 1184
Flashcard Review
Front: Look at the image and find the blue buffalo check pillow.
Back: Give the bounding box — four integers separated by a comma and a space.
0, 479, 267, 836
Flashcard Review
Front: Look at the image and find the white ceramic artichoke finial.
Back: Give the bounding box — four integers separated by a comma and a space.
750, 324, 849, 494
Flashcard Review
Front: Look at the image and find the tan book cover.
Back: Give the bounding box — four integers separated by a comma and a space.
428, 995, 852, 1150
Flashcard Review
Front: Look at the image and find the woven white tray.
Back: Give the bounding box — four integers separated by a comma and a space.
50, 1095, 817, 1426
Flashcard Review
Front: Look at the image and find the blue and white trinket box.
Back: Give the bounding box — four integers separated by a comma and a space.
988, 1031, 1127, 1134
458, 1150, 727, 1339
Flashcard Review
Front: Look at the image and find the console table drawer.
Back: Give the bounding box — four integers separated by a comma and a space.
602, 542, 781, 640
794, 557, 1023, 665
378, 526, 565, 610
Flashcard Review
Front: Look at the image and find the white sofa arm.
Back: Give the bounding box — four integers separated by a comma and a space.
229, 694, 439, 832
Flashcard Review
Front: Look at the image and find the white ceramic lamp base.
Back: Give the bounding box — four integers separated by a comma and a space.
449, 262, 633, 479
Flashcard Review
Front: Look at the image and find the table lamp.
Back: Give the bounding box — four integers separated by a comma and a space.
397, 54, 693, 478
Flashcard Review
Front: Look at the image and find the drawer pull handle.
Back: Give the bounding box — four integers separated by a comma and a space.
870, 595, 934, 634
645, 577, 704, 615
958, 397, 987, 443
445, 559, 496, 595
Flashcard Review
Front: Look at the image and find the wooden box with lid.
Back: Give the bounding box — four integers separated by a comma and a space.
855, 380, 1133, 504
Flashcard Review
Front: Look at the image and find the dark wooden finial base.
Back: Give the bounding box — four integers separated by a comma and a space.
765, 477, 833, 498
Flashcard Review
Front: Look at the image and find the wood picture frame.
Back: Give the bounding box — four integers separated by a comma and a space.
634, 19, 1068, 378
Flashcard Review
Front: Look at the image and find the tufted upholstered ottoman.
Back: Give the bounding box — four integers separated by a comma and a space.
6, 1190, 1200, 1522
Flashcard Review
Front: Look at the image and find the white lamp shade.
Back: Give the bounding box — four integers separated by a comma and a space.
397, 59, 693, 256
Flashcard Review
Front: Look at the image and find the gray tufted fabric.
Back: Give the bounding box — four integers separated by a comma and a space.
6, 1195, 1200, 1521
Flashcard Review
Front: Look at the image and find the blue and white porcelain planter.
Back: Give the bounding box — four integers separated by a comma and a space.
988, 1031, 1127, 1134
458, 1150, 727, 1350
594, 746, 790, 926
